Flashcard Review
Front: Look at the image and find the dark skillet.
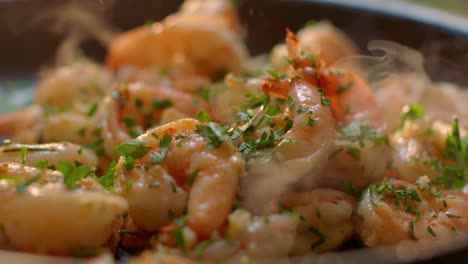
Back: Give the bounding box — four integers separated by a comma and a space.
1, 0, 468, 263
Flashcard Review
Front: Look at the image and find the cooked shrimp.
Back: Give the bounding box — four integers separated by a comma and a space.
0, 105, 42, 143
36, 60, 113, 113
101, 82, 208, 158
242, 75, 336, 212
114, 118, 245, 237
180, 0, 244, 37
264, 189, 355, 254
129, 248, 195, 264
106, 1, 248, 77
0, 143, 98, 169
376, 74, 468, 133
226, 209, 299, 258
0, 162, 128, 255
356, 176, 468, 247
261, 30, 391, 191
271, 21, 358, 74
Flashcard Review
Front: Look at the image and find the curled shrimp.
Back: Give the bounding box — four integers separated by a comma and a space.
101, 82, 209, 158
36, 60, 113, 112
356, 176, 468, 247
271, 21, 358, 74
0, 162, 128, 255
0, 105, 42, 143
242, 75, 337, 212
264, 189, 356, 254
115, 118, 245, 237
267, 29, 392, 189
106, 0, 248, 77
0, 143, 98, 169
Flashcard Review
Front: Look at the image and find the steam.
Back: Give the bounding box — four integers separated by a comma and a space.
333, 40, 429, 86
241, 41, 432, 215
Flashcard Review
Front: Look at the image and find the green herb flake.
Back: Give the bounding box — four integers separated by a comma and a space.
195, 122, 227, 149
317, 88, 331, 106
427, 226, 437, 239
188, 169, 200, 186
97, 161, 117, 191
266, 70, 288, 80
287, 96, 295, 109
33, 160, 48, 169
87, 102, 98, 117
196, 110, 212, 122
447, 213, 461, 219
297, 104, 313, 114
115, 139, 151, 159
172, 228, 185, 251
193, 240, 211, 259
152, 99, 173, 109
336, 82, 354, 94
19, 146, 27, 165
149, 133, 172, 165
400, 103, 425, 129
16, 176, 40, 193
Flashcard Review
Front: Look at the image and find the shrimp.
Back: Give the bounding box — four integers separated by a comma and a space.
0, 143, 98, 169
282, 29, 392, 189
0, 162, 128, 255
264, 189, 356, 254
36, 60, 113, 113
101, 82, 209, 158
179, 0, 244, 38
241, 75, 337, 212
106, 0, 248, 77
114, 118, 245, 238
356, 176, 468, 247
376, 74, 468, 133
271, 21, 358, 74
0, 105, 42, 143
129, 248, 195, 264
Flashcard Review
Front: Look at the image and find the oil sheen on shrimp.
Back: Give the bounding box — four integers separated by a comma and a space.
0, 162, 128, 255
356, 176, 468, 247
114, 118, 245, 238
0, 142, 98, 169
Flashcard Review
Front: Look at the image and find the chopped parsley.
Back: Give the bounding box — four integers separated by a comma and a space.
196, 110, 212, 122
434, 117, 468, 189
399, 103, 425, 129
87, 102, 98, 117
19, 146, 27, 165
149, 133, 172, 165
339, 120, 387, 148
287, 96, 295, 109
188, 169, 199, 186
266, 70, 288, 80
96, 161, 116, 191
317, 88, 331, 106
336, 82, 354, 94
58, 162, 92, 190
33, 160, 48, 169
16, 176, 40, 193
115, 139, 151, 170
195, 122, 227, 149
193, 240, 211, 259
297, 104, 313, 114
152, 99, 173, 109
427, 226, 437, 239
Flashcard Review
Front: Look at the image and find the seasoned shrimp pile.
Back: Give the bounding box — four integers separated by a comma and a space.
1, 0, 468, 262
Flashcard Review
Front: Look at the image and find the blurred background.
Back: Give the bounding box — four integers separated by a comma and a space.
408, 0, 468, 16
